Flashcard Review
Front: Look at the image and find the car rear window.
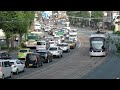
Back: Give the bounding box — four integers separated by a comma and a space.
1, 53, 8, 56
49, 47, 57, 50
27, 54, 37, 61
20, 50, 27, 53
37, 42, 46, 45
37, 52, 46, 55
10, 62, 14, 65
59, 44, 68, 46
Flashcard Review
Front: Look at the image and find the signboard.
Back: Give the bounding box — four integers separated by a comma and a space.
56, 31, 64, 36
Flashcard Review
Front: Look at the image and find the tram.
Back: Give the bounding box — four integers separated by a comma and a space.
89, 31, 109, 57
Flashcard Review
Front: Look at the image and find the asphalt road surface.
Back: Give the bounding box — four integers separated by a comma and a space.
9, 23, 120, 79
13, 28, 109, 79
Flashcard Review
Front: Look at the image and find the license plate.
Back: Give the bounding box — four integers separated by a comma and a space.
29, 64, 33, 66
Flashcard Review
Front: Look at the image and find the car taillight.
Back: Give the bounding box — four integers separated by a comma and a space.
12, 65, 16, 68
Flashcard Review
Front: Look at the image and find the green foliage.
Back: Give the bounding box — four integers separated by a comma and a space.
0, 11, 34, 48
67, 11, 90, 17
116, 44, 120, 53
111, 25, 115, 31
113, 31, 120, 35
91, 11, 103, 22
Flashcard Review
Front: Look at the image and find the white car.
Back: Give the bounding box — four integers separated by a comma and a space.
49, 41, 57, 47
58, 43, 70, 52
9, 59, 25, 74
0, 60, 13, 79
48, 46, 63, 58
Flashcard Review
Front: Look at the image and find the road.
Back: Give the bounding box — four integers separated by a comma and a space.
11, 27, 110, 79
9, 19, 120, 79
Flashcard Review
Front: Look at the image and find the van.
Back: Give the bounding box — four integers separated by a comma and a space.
0, 60, 13, 79
36, 40, 50, 51
25, 53, 43, 68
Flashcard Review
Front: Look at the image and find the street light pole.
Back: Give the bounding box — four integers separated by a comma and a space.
89, 11, 91, 27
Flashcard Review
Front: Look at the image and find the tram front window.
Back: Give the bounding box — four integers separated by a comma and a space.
92, 41, 103, 49
90, 37, 104, 50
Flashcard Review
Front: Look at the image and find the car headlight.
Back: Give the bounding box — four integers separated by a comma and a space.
25, 42, 28, 44
33, 42, 37, 44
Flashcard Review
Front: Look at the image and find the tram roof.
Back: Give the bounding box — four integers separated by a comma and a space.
90, 33, 108, 38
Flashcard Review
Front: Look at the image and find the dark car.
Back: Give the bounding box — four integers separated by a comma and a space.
0, 52, 12, 59
25, 53, 43, 68
37, 50, 53, 63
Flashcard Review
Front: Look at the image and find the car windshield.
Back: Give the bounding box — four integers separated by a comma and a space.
70, 35, 77, 37
49, 47, 57, 50
27, 35, 38, 40
37, 42, 46, 45
27, 54, 37, 61
20, 50, 27, 53
91, 37, 104, 49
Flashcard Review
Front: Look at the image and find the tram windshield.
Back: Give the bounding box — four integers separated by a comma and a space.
90, 37, 104, 50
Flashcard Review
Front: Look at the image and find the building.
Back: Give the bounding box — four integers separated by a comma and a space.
103, 11, 120, 30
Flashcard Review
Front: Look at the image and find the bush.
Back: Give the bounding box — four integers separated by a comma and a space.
116, 44, 120, 53
0, 45, 9, 50
113, 31, 120, 35
111, 25, 115, 31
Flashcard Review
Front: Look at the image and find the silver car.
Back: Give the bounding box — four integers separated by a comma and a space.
58, 43, 70, 52
48, 46, 63, 58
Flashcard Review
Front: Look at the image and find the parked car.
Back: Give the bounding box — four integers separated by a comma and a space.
66, 41, 76, 49
25, 53, 43, 68
18, 48, 32, 60
9, 59, 25, 75
0, 60, 13, 79
0, 52, 11, 59
58, 43, 70, 52
48, 46, 63, 58
37, 50, 53, 63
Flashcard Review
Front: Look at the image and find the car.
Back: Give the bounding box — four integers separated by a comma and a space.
66, 41, 76, 49
37, 50, 53, 63
0, 60, 13, 79
58, 43, 70, 52
18, 48, 32, 60
25, 53, 43, 68
48, 46, 63, 58
49, 40, 57, 47
9, 59, 25, 75
36, 40, 50, 51
0, 51, 11, 59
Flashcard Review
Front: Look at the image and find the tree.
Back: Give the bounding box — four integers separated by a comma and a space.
15, 11, 34, 46
0, 11, 17, 48
67, 11, 90, 17
91, 11, 103, 22
0, 11, 34, 48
